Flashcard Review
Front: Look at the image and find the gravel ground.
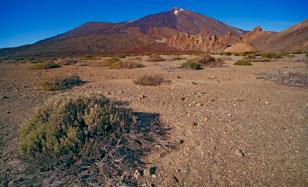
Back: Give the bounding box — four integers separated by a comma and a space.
0, 55, 307, 186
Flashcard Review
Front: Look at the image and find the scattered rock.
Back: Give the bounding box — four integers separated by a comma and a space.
203, 117, 208, 122
264, 101, 269, 105
140, 94, 146, 99
180, 96, 186, 101
144, 167, 157, 178
193, 122, 198, 126
196, 103, 203, 106
234, 148, 245, 157
133, 170, 141, 179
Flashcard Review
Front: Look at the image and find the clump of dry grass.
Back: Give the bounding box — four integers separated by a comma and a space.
93, 57, 120, 67
234, 59, 252, 66
181, 55, 223, 70
109, 61, 144, 69
36, 75, 83, 91
133, 74, 165, 86
18, 94, 172, 185
148, 55, 166, 62
59, 59, 78, 65
257, 69, 308, 87
180, 60, 202, 70
31, 61, 61, 70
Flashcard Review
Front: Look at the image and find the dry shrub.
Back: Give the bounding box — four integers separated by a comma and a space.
260, 52, 282, 59
18, 94, 172, 185
198, 55, 224, 67
133, 74, 165, 86
32, 61, 61, 70
180, 60, 202, 70
234, 59, 252, 66
59, 59, 78, 65
92, 57, 120, 67
257, 70, 308, 87
109, 61, 144, 69
36, 75, 83, 91
148, 55, 166, 62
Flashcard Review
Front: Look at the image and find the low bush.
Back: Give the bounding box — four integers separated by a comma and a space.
198, 55, 224, 67
18, 94, 171, 185
148, 55, 166, 62
133, 74, 165, 86
92, 57, 120, 67
234, 59, 252, 66
32, 61, 61, 70
257, 70, 308, 87
109, 61, 144, 69
180, 60, 202, 70
60, 59, 78, 65
221, 52, 232, 56
260, 52, 282, 59
36, 75, 83, 91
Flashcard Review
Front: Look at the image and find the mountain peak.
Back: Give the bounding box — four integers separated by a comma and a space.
172, 8, 185, 15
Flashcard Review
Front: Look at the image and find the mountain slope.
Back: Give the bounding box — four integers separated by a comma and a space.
225, 20, 308, 52
0, 8, 245, 57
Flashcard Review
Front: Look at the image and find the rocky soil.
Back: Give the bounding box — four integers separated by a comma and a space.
0, 55, 307, 186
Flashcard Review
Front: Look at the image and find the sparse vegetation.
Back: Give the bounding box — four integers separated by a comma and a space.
180, 60, 202, 70
36, 75, 83, 91
133, 74, 165, 86
198, 55, 224, 67
31, 61, 61, 70
257, 69, 308, 87
60, 59, 78, 65
221, 52, 232, 56
260, 52, 282, 59
109, 61, 144, 69
91, 57, 120, 67
234, 59, 252, 65
148, 55, 166, 62
18, 94, 171, 185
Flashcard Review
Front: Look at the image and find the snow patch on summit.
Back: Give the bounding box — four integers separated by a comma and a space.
174, 8, 184, 15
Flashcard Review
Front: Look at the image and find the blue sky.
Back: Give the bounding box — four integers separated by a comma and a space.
0, 0, 307, 48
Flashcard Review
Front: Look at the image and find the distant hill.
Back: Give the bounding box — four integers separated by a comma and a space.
225, 20, 308, 52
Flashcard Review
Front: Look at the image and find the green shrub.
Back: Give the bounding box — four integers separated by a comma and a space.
148, 55, 165, 62
180, 60, 202, 70
18, 94, 171, 185
36, 75, 83, 91
32, 61, 61, 70
133, 74, 165, 86
109, 61, 144, 69
234, 59, 252, 66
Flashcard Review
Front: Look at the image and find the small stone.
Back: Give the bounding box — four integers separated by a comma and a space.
203, 117, 208, 122
140, 94, 146, 99
144, 167, 157, 177
196, 103, 203, 106
160, 102, 164, 106
180, 97, 186, 101
106, 91, 112, 95
1, 96, 9, 99
193, 122, 198, 126
265, 101, 269, 105
234, 148, 245, 157
133, 170, 141, 179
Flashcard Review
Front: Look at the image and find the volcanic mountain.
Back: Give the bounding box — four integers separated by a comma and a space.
0, 8, 245, 57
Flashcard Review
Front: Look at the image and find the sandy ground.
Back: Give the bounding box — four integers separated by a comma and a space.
0, 55, 307, 186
